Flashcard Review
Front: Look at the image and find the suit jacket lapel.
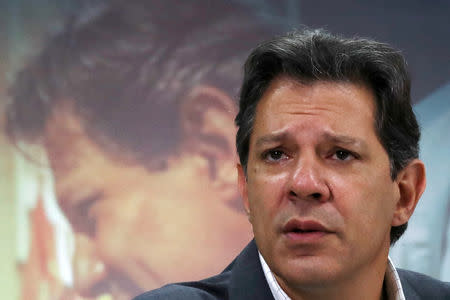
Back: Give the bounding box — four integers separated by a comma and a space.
227, 239, 274, 300
398, 269, 424, 300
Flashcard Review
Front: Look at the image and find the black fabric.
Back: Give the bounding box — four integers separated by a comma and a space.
134, 239, 450, 300
398, 268, 450, 300
133, 240, 273, 300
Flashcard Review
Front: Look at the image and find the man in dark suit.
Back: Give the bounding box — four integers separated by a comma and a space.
135, 30, 450, 299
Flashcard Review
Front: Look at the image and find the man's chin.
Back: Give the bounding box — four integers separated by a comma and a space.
273, 254, 345, 287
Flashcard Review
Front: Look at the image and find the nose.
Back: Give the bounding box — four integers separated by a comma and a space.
72, 233, 107, 296
288, 155, 330, 202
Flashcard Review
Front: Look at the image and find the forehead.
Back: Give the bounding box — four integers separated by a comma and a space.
43, 108, 134, 197
44, 106, 140, 175
251, 76, 377, 143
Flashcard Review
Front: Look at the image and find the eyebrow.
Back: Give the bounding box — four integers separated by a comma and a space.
322, 132, 368, 149
254, 131, 368, 150
254, 132, 289, 148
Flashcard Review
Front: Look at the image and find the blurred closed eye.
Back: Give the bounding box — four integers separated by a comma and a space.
63, 192, 103, 238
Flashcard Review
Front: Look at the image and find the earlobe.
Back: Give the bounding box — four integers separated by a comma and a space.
391, 159, 426, 226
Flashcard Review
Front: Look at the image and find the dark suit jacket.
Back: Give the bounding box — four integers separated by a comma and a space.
134, 240, 450, 300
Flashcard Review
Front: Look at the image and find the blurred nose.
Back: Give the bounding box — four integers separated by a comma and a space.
288, 153, 330, 202
73, 233, 107, 295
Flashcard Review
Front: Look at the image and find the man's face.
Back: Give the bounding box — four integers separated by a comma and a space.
44, 109, 252, 299
238, 77, 401, 291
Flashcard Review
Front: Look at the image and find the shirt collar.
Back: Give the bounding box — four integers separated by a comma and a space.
258, 252, 406, 300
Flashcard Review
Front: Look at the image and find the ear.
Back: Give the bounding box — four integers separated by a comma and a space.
391, 159, 426, 227
180, 84, 238, 197
237, 163, 251, 220
180, 85, 237, 160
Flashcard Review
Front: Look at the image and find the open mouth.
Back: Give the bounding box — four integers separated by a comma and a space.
290, 228, 320, 233
283, 219, 328, 233
282, 219, 331, 242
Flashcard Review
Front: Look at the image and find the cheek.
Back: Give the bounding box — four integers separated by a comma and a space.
94, 215, 134, 264
331, 170, 396, 238
93, 189, 159, 255
246, 170, 288, 227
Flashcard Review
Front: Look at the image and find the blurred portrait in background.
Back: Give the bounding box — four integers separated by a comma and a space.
4, 0, 275, 298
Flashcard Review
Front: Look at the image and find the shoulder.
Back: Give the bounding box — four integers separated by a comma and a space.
133, 240, 268, 300
132, 270, 231, 300
397, 268, 450, 299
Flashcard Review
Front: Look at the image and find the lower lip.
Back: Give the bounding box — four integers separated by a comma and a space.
284, 231, 328, 243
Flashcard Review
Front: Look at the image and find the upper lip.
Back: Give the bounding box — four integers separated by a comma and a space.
282, 219, 331, 233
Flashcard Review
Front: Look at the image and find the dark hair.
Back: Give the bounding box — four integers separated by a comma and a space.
235, 29, 420, 245
5, 0, 273, 168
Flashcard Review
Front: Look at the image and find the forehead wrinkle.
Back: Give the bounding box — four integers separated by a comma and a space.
321, 132, 368, 149
253, 127, 368, 149
254, 131, 289, 148
266, 78, 373, 116
273, 95, 349, 115
253, 78, 377, 153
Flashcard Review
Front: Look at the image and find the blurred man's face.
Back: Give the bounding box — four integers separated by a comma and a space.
44, 108, 252, 299
238, 77, 401, 297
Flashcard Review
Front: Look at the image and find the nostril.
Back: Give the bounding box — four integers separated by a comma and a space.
311, 193, 321, 199
289, 191, 322, 200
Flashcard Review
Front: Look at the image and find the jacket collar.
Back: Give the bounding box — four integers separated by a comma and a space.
227, 239, 274, 300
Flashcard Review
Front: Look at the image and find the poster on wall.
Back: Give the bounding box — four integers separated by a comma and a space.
1, 0, 449, 299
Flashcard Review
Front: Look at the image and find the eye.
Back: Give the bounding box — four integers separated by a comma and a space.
64, 192, 103, 238
332, 149, 354, 161
263, 149, 288, 162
